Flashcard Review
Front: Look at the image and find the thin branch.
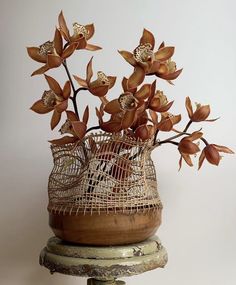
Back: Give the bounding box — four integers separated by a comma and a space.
160, 140, 179, 146
86, 125, 101, 134
158, 120, 193, 145
62, 61, 76, 93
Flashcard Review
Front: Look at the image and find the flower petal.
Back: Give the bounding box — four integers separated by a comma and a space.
47, 54, 62, 68
58, 11, 70, 41
198, 150, 206, 170
155, 47, 175, 62
49, 136, 77, 145
85, 24, 95, 40
51, 109, 62, 130
27, 47, 47, 63
30, 99, 53, 114
89, 85, 109, 97
158, 41, 165, 49
85, 43, 102, 51
182, 153, 193, 167
191, 105, 210, 122
44, 74, 62, 95
148, 61, 161, 74
118, 50, 136, 66
86, 57, 93, 83
71, 121, 87, 139
149, 110, 158, 124
171, 114, 181, 125
178, 155, 183, 171
73, 75, 88, 87
127, 66, 145, 89
62, 81, 71, 99
122, 109, 136, 129
158, 101, 174, 112
55, 100, 68, 113
54, 28, 63, 56
156, 118, 173, 132
100, 120, 122, 133
140, 28, 155, 49
185, 97, 193, 118
108, 76, 117, 89
178, 139, 200, 154
135, 84, 151, 100
204, 145, 220, 165
66, 110, 79, 121
62, 43, 78, 59
31, 65, 49, 76
159, 68, 183, 80
104, 99, 121, 114
82, 105, 89, 125
135, 124, 150, 140
213, 144, 234, 154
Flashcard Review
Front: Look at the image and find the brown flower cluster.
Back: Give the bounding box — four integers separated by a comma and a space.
27, 11, 233, 170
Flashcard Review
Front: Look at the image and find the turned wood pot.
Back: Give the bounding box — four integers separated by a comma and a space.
49, 207, 162, 246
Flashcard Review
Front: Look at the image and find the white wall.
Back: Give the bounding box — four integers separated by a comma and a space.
1, 0, 236, 284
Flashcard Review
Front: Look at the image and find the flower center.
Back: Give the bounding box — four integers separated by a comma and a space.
73, 23, 89, 39
118, 92, 138, 110
167, 60, 176, 73
38, 41, 54, 56
133, 43, 153, 64
42, 90, 57, 107
156, 90, 168, 106
97, 71, 110, 85
59, 120, 73, 135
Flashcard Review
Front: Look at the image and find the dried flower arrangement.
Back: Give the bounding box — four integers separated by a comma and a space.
27, 11, 234, 245
27, 11, 233, 170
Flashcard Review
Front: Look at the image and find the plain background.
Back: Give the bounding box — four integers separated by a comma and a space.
0, 0, 236, 284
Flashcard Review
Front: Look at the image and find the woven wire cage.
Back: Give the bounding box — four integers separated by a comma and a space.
48, 132, 162, 215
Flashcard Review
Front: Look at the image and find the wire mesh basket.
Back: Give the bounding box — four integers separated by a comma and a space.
48, 132, 162, 215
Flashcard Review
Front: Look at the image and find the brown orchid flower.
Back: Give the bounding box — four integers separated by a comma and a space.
185, 97, 218, 122
58, 11, 101, 51
30, 75, 71, 130
148, 90, 174, 113
155, 112, 182, 132
49, 107, 89, 146
27, 28, 78, 76
198, 144, 234, 169
119, 29, 182, 89
101, 81, 155, 133
178, 131, 202, 170
73, 57, 116, 97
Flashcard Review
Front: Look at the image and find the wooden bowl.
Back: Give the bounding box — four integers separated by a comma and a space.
49, 207, 162, 246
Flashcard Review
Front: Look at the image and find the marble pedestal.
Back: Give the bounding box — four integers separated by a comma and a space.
39, 236, 168, 284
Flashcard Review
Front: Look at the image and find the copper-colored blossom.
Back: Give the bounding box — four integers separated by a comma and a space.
185, 97, 218, 122
30, 75, 70, 130
119, 29, 182, 89
27, 13, 233, 171
49, 108, 89, 145
155, 112, 182, 132
178, 132, 202, 169
98, 81, 155, 136
148, 90, 173, 113
73, 57, 116, 97
198, 144, 234, 169
27, 28, 78, 76
58, 11, 101, 51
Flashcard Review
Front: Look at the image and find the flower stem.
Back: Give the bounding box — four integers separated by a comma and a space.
62, 60, 80, 117
158, 120, 192, 145
85, 125, 101, 134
